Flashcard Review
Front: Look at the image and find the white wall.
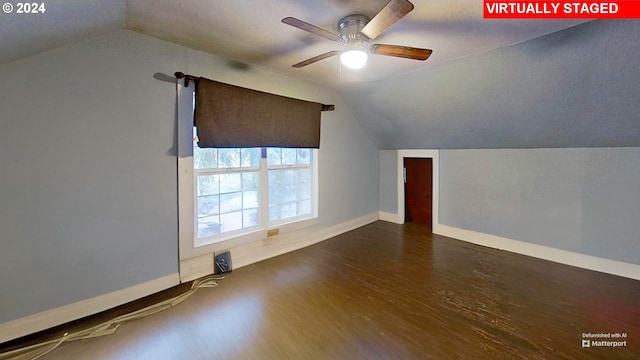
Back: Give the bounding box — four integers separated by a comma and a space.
0, 29, 379, 326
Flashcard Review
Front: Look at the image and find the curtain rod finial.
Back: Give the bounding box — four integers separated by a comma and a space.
175, 72, 192, 87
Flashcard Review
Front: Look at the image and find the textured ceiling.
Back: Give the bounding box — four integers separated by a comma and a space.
2, 3, 634, 149
1, 0, 587, 87
0, 0, 125, 64
126, 0, 588, 86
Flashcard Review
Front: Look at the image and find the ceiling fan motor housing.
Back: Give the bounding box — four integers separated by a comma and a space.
337, 14, 370, 44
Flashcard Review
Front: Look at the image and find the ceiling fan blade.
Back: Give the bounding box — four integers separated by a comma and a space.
282, 17, 340, 42
361, 0, 414, 40
292, 50, 340, 68
370, 44, 432, 60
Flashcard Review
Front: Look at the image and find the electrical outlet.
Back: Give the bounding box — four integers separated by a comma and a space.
267, 228, 280, 237
214, 251, 232, 274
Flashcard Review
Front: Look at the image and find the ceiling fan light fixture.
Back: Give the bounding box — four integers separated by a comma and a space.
340, 49, 368, 70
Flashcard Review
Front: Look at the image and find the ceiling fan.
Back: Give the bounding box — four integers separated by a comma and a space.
282, 0, 432, 70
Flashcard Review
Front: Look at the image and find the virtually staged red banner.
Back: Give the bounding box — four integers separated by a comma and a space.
484, 1, 640, 18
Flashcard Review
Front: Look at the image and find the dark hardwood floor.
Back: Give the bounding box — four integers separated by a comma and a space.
3, 221, 640, 359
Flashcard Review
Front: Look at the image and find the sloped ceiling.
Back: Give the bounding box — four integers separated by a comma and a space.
1, 0, 587, 87
341, 20, 640, 149
126, 0, 587, 86
3, 1, 635, 149
0, 0, 125, 64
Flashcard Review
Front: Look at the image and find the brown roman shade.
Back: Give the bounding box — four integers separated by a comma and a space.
194, 78, 324, 148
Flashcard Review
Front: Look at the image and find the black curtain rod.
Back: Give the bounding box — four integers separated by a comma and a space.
174, 72, 200, 87
173, 71, 335, 112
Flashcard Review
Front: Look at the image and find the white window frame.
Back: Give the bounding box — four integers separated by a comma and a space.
177, 82, 319, 261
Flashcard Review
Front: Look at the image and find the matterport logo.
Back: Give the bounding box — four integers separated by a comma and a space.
582, 332, 627, 348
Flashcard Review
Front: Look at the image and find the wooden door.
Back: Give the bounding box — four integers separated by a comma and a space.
404, 158, 433, 227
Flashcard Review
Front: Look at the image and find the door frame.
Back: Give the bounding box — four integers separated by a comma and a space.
396, 150, 439, 227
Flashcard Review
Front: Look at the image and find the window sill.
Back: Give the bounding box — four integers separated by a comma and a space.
193, 215, 319, 253
194, 227, 264, 249
268, 216, 319, 234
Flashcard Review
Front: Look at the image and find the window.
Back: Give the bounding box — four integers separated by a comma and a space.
193, 129, 317, 246
266, 148, 313, 223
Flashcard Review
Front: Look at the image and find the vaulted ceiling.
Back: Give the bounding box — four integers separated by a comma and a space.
3, 1, 638, 148
2, 0, 587, 87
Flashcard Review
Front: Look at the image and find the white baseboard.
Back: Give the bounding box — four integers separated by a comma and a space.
231, 212, 380, 270
378, 211, 402, 224
178, 212, 380, 289
0, 273, 180, 344
179, 254, 214, 283
435, 224, 640, 281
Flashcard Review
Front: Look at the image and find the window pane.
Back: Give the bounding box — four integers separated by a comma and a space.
218, 148, 241, 168
197, 168, 264, 239
299, 181, 311, 200
268, 205, 279, 222
219, 173, 241, 193
243, 209, 258, 228
267, 185, 279, 205
298, 200, 311, 216
269, 170, 302, 202
285, 169, 298, 185
243, 190, 259, 208
282, 149, 297, 165
198, 216, 220, 238
220, 192, 242, 213
299, 168, 311, 200
279, 203, 297, 220
220, 211, 242, 233
197, 175, 219, 196
267, 166, 312, 222
193, 128, 218, 169
241, 148, 261, 168
197, 195, 219, 217
268, 169, 279, 186
269, 203, 298, 222
194, 148, 217, 169
297, 149, 311, 165
267, 148, 281, 166
242, 172, 259, 191
267, 170, 281, 204
299, 168, 311, 182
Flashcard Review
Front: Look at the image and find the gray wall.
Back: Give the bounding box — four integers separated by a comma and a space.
0, 31, 181, 323
341, 20, 640, 149
368, 19, 640, 267
439, 148, 640, 265
0, 30, 379, 323
379, 150, 397, 214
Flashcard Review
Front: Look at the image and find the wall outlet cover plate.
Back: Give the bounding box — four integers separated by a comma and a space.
215, 251, 232, 274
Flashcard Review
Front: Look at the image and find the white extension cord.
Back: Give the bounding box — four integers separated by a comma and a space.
0, 276, 224, 360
